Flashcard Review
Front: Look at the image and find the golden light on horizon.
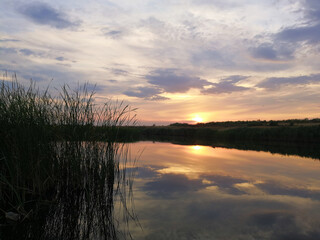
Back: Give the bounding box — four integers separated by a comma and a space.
192, 115, 204, 123
189, 145, 208, 155
191, 145, 202, 151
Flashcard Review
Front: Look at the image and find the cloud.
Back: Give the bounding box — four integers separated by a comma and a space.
22, 74, 46, 82
123, 86, 169, 101
201, 173, 247, 195
192, 49, 235, 69
0, 47, 43, 57
0, 39, 19, 42
257, 74, 320, 90
246, 210, 320, 240
106, 79, 117, 83
192, 0, 242, 9
142, 173, 208, 197
148, 95, 170, 101
248, 211, 296, 229
18, 2, 79, 29
0, 47, 17, 54
129, 167, 161, 179
256, 181, 320, 200
146, 69, 211, 93
141, 171, 251, 198
55, 57, 65, 61
302, 0, 320, 23
202, 75, 251, 94
104, 67, 129, 76
101, 28, 124, 39
276, 24, 320, 44
250, 43, 294, 61
247, 1, 320, 64
273, 231, 320, 240
19, 48, 36, 56
274, 1, 320, 45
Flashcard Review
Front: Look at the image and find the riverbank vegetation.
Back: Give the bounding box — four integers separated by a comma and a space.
114, 119, 320, 144
0, 80, 136, 239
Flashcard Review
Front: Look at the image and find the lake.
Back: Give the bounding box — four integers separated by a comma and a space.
127, 141, 320, 239
2, 141, 320, 239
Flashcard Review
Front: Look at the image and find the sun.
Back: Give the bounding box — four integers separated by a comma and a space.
192, 115, 204, 123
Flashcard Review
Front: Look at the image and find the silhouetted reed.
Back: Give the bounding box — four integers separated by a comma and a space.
0, 77, 137, 239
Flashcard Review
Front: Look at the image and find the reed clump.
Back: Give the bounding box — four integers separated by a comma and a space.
0, 78, 136, 239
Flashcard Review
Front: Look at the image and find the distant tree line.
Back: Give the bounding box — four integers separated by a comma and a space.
169, 118, 320, 128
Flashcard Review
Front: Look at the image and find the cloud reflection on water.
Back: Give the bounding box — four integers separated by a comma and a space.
129, 141, 320, 240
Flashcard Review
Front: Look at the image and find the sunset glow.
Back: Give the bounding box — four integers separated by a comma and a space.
191, 146, 202, 151
192, 115, 204, 123
1, 1, 319, 124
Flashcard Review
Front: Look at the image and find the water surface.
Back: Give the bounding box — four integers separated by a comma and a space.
128, 141, 320, 239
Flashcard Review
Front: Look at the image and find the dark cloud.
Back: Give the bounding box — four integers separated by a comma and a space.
192, 49, 235, 69
142, 172, 252, 198
273, 230, 320, 240
107, 79, 117, 83
192, 0, 241, 9
0, 80, 15, 88
55, 57, 65, 61
18, 2, 79, 29
146, 69, 211, 93
257, 73, 320, 90
302, 0, 320, 23
123, 86, 169, 101
148, 95, 170, 101
248, 1, 320, 63
81, 83, 105, 93
202, 75, 251, 94
276, 24, 320, 44
256, 181, 320, 200
274, 0, 320, 45
107, 68, 128, 76
0, 47, 17, 54
102, 29, 123, 39
22, 74, 46, 82
250, 43, 294, 61
19, 48, 36, 56
129, 167, 160, 179
248, 211, 296, 229
185, 197, 292, 224
248, 209, 320, 240
251, 44, 277, 60
142, 173, 208, 197
201, 173, 247, 195
0, 39, 20, 42
124, 86, 162, 98
202, 173, 246, 187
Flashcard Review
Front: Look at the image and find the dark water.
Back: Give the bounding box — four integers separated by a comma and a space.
2, 141, 320, 239
128, 141, 320, 239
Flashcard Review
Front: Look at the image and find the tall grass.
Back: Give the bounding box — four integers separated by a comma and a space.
0, 78, 137, 239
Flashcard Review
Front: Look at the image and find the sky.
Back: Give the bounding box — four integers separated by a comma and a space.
1, 0, 320, 125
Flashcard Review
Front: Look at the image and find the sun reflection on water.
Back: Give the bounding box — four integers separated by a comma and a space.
191, 145, 202, 151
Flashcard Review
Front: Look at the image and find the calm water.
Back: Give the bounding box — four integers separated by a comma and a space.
2, 141, 320, 239
127, 141, 320, 240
